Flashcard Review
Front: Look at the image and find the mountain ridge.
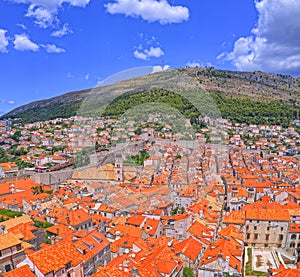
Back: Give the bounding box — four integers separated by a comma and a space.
2, 67, 300, 123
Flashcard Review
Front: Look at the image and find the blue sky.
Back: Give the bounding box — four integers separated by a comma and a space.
0, 0, 299, 115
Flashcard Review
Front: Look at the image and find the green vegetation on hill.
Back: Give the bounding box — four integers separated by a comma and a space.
125, 150, 150, 166
103, 89, 201, 119
211, 92, 299, 127
6, 100, 82, 123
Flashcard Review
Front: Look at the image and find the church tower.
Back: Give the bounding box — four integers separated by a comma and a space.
114, 154, 123, 182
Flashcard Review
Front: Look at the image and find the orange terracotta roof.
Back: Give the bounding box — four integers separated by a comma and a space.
173, 237, 202, 261
272, 268, 300, 277
127, 215, 146, 227
108, 224, 143, 238
2, 265, 36, 277
73, 230, 110, 262
1, 215, 33, 230
245, 209, 290, 221
222, 210, 246, 225
156, 259, 177, 274
187, 221, 214, 245
8, 222, 37, 241
29, 241, 83, 274
143, 218, 160, 236
200, 238, 242, 273
290, 223, 300, 233
0, 233, 24, 251
218, 225, 244, 242
110, 235, 147, 254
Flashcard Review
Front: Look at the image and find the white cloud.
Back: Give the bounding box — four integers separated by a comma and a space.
85, 73, 90, 80
186, 62, 200, 68
17, 24, 27, 30
11, 0, 91, 28
26, 4, 55, 28
13, 34, 39, 51
219, 0, 300, 74
43, 43, 65, 53
145, 46, 164, 58
186, 61, 213, 68
152, 65, 170, 73
0, 29, 9, 53
8, 100, 15, 105
134, 50, 148, 60
105, 0, 189, 24
134, 46, 164, 60
51, 24, 73, 37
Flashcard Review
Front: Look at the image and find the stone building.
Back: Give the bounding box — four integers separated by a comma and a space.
244, 209, 290, 248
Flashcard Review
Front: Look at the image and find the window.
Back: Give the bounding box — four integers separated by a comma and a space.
290, 243, 296, 248
247, 233, 250, 239
5, 264, 11, 272
265, 234, 269, 241
264, 244, 268, 247
16, 244, 21, 251
254, 234, 258, 240
279, 234, 284, 241
246, 226, 249, 230
254, 226, 257, 230
291, 234, 297, 240
281, 227, 284, 231
267, 227, 270, 231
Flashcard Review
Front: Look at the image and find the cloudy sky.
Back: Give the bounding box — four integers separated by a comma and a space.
0, 0, 300, 114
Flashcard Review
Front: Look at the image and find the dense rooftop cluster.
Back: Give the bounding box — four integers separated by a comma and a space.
1, 116, 300, 276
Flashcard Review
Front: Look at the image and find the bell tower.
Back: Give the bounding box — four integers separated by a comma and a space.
114, 154, 123, 182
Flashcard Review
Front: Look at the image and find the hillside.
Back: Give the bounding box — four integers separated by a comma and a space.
2, 67, 300, 125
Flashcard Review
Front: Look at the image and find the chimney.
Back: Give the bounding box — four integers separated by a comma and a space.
115, 231, 121, 240
0, 225, 7, 234
131, 267, 139, 277
123, 260, 130, 273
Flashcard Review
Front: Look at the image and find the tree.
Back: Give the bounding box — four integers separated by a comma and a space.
31, 185, 45, 195
183, 267, 194, 277
171, 207, 179, 216
95, 141, 100, 151
0, 148, 8, 163
11, 130, 22, 142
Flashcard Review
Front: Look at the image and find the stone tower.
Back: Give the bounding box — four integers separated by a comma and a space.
114, 153, 123, 182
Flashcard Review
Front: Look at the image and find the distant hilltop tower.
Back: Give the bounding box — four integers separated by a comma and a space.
114, 153, 123, 182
